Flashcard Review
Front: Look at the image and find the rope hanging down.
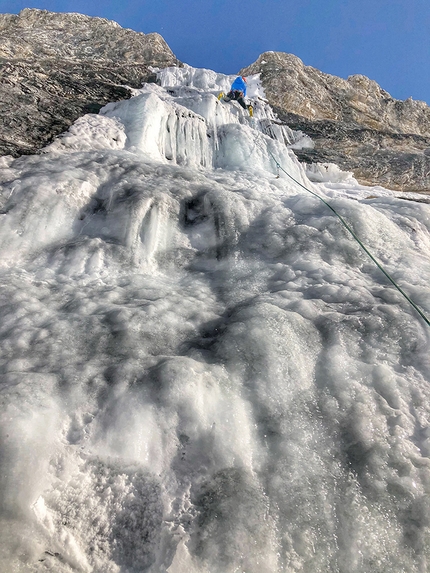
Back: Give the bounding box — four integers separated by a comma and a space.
266, 148, 430, 328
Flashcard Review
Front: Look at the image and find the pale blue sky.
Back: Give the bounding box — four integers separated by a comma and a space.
2, 0, 429, 104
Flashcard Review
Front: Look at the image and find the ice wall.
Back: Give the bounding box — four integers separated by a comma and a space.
101, 90, 212, 168
0, 66, 430, 573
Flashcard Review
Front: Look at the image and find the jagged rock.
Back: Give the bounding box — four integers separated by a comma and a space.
0, 8, 181, 156
241, 52, 430, 193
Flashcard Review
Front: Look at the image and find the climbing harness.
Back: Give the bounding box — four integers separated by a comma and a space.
218, 91, 253, 117
259, 134, 430, 328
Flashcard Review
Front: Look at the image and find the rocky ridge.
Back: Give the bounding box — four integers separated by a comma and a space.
0, 8, 180, 156
241, 52, 430, 192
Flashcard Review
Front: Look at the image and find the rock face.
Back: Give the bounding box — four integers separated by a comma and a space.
0, 8, 180, 156
241, 52, 430, 193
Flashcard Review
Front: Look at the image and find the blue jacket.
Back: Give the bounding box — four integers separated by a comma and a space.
230, 76, 247, 96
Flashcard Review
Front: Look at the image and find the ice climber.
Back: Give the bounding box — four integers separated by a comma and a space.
218, 76, 253, 116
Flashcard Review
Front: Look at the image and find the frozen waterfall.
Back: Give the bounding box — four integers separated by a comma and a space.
0, 64, 429, 573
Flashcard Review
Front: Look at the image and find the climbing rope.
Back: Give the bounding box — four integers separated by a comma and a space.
264, 143, 430, 328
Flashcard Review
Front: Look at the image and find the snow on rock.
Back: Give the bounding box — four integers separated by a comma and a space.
288, 130, 315, 150
156, 63, 236, 93
306, 161, 358, 184
0, 64, 430, 573
44, 114, 127, 153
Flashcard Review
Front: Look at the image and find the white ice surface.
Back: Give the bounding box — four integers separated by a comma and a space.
0, 65, 430, 573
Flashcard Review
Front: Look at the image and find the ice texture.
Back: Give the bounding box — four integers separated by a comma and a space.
0, 66, 429, 573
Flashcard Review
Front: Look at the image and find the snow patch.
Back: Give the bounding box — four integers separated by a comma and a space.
305, 162, 358, 184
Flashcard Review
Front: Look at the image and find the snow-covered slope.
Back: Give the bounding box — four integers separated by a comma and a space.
0, 65, 429, 573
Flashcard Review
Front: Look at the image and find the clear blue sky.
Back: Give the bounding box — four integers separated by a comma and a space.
2, 0, 430, 104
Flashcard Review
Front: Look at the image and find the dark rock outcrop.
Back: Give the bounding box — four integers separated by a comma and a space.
241, 52, 430, 193
0, 8, 180, 156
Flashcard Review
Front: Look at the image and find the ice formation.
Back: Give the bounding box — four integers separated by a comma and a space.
0, 65, 429, 573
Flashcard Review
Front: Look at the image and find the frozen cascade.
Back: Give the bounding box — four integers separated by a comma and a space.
0, 65, 430, 573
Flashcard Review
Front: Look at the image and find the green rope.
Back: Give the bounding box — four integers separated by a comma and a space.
267, 149, 430, 328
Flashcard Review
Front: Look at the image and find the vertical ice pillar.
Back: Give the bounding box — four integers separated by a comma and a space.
102, 93, 212, 168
